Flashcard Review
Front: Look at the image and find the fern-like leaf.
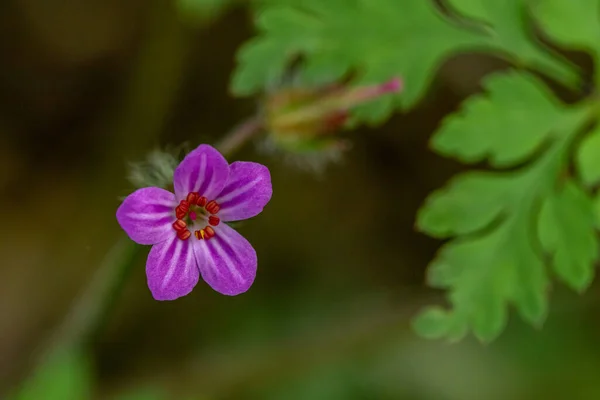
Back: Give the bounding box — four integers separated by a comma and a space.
431, 72, 566, 167
234, 0, 483, 122
232, 0, 578, 123
446, 0, 579, 86
414, 71, 595, 342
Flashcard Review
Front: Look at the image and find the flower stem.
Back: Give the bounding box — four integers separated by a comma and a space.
50, 237, 141, 350
216, 115, 264, 156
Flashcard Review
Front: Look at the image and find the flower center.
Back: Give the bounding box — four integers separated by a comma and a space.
171, 192, 221, 241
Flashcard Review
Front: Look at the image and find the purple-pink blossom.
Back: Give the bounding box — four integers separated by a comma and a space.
116, 144, 272, 300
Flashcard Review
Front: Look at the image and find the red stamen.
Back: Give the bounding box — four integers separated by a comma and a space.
204, 226, 215, 239
175, 206, 187, 220
172, 219, 187, 231
186, 192, 199, 204
208, 215, 220, 226
196, 196, 207, 207
177, 229, 191, 240
205, 200, 220, 214
179, 200, 190, 212
194, 230, 202, 240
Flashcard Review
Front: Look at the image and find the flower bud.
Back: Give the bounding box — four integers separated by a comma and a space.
262, 77, 402, 171
266, 77, 402, 139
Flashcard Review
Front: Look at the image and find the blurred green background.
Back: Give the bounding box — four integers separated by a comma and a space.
2, 0, 600, 399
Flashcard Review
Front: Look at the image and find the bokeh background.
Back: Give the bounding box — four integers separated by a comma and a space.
2, 1, 600, 399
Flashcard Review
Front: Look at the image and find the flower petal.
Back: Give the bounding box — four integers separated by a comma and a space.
216, 161, 273, 221
146, 235, 199, 300
193, 223, 257, 295
173, 144, 229, 201
116, 187, 176, 245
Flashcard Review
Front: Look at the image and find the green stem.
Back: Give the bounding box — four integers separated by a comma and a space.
50, 237, 141, 350
216, 116, 264, 155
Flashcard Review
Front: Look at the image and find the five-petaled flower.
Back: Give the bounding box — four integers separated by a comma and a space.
116, 144, 272, 300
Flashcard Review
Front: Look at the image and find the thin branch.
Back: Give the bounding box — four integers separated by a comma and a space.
50, 237, 141, 350
216, 115, 264, 156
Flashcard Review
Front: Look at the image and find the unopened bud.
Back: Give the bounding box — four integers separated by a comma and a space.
266, 77, 402, 138
261, 77, 402, 172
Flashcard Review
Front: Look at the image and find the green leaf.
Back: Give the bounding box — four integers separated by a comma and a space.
538, 180, 598, 292
417, 166, 551, 342
425, 207, 545, 342
531, 0, 600, 52
576, 126, 600, 187
447, 0, 579, 86
415, 70, 594, 342
234, 0, 483, 117
9, 347, 93, 400
416, 172, 509, 238
432, 71, 565, 167
233, 0, 578, 123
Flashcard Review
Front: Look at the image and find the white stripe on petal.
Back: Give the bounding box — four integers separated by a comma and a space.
174, 145, 229, 201
181, 245, 196, 284
126, 211, 174, 221
146, 235, 200, 300
153, 200, 177, 208
162, 240, 184, 288
116, 187, 177, 245
200, 240, 221, 278
145, 226, 172, 237
193, 223, 256, 296
192, 153, 207, 193
212, 238, 244, 283
217, 177, 261, 203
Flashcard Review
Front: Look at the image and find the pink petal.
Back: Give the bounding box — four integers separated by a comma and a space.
216, 162, 273, 222
116, 187, 176, 245
173, 144, 230, 201
146, 235, 199, 300
193, 223, 257, 296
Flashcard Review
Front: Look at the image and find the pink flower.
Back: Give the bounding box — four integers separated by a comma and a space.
116, 144, 272, 300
